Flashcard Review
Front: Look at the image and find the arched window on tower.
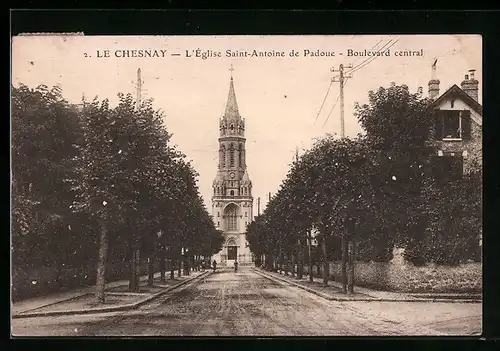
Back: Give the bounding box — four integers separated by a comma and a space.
229, 143, 235, 168
221, 145, 226, 168
230, 190, 234, 196
225, 204, 238, 231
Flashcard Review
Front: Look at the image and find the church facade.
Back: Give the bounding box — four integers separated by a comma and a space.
211, 73, 254, 266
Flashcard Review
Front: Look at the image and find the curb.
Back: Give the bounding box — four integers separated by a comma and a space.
253, 269, 481, 303
12, 271, 210, 319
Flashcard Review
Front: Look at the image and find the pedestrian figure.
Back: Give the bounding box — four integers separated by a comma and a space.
212, 260, 217, 273
234, 260, 238, 273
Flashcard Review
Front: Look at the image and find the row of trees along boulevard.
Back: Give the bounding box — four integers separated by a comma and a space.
246, 83, 482, 293
12, 84, 224, 303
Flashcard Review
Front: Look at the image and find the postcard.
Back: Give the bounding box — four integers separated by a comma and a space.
11, 34, 482, 336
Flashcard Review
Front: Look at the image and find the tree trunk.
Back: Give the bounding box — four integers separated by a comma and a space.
283, 255, 290, 275
307, 231, 313, 282
177, 247, 182, 278
55, 253, 63, 289
183, 252, 189, 275
159, 245, 166, 283
129, 248, 141, 292
298, 238, 304, 279
321, 236, 329, 286
348, 239, 355, 294
136, 249, 141, 286
170, 245, 175, 280
95, 221, 108, 303
341, 236, 348, 294
129, 246, 137, 292
267, 253, 273, 271
147, 255, 154, 288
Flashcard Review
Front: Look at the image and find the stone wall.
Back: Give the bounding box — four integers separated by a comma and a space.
301, 249, 482, 293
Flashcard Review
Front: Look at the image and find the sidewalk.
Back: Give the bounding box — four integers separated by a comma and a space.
12, 270, 210, 318
254, 268, 481, 303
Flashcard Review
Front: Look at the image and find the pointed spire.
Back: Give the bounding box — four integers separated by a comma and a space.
224, 66, 240, 120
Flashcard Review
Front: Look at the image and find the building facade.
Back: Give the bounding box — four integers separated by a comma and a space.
429, 67, 482, 178
211, 73, 254, 266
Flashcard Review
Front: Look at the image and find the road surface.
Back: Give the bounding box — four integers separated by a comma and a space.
12, 267, 482, 336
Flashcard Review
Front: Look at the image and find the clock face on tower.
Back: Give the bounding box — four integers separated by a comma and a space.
230, 172, 235, 179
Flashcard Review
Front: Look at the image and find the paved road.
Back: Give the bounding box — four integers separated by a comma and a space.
12, 268, 482, 336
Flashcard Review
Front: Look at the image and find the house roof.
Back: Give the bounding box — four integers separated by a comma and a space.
430, 84, 482, 116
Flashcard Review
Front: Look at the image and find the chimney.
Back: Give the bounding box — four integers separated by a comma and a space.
461, 69, 479, 102
428, 58, 440, 99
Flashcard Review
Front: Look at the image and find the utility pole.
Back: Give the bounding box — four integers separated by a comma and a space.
331, 64, 353, 138
257, 197, 261, 216
136, 68, 142, 110
268, 192, 271, 201
295, 146, 299, 162
331, 63, 354, 293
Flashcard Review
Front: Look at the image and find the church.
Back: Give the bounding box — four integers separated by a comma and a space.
211, 69, 254, 267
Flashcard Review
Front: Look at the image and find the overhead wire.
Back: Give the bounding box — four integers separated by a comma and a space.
321, 37, 400, 128
314, 38, 386, 128
313, 80, 334, 125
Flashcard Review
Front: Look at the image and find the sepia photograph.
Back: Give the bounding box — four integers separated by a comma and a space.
11, 34, 482, 336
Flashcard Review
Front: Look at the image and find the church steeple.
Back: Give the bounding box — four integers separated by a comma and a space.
211, 67, 254, 266
223, 65, 241, 121
220, 65, 245, 138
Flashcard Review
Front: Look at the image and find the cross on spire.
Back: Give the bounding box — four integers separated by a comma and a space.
229, 64, 234, 79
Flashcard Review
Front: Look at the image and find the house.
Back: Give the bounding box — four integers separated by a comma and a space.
428, 66, 482, 179
428, 65, 482, 257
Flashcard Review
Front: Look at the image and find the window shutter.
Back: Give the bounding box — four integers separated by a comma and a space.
434, 110, 443, 140
461, 110, 472, 141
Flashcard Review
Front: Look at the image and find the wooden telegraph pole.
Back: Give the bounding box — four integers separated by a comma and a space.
332, 64, 354, 294
135, 68, 142, 110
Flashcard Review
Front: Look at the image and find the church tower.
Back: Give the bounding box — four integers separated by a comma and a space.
211, 67, 254, 266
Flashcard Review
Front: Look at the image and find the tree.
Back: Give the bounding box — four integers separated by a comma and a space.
11, 84, 84, 277
422, 168, 482, 265
71, 96, 138, 302
354, 83, 435, 265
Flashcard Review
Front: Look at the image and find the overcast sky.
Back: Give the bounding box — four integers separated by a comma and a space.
12, 35, 482, 212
